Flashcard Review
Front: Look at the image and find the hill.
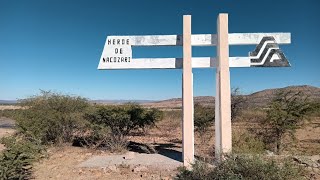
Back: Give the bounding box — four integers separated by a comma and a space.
1, 85, 319, 108
91, 100, 154, 104
144, 85, 320, 109
0, 100, 17, 105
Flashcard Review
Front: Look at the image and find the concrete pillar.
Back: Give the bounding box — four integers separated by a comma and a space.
182, 15, 194, 168
215, 13, 232, 162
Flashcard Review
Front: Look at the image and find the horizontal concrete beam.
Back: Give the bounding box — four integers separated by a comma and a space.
105, 33, 290, 46
98, 57, 253, 69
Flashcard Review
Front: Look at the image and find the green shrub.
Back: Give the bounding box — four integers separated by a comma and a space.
0, 109, 22, 120
176, 155, 306, 180
15, 91, 89, 145
233, 130, 265, 154
0, 136, 44, 180
163, 110, 181, 121
77, 104, 162, 152
85, 104, 163, 135
231, 87, 247, 121
176, 161, 212, 180
194, 103, 214, 136
162, 110, 181, 131
105, 133, 129, 153
73, 121, 111, 148
237, 108, 266, 122
73, 121, 128, 152
309, 100, 320, 117
262, 90, 313, 154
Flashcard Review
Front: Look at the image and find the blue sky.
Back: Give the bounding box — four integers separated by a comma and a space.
0, 0, 319, 100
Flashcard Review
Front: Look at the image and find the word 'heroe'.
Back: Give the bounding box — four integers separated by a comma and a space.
102, 38, 132, 63
107, 38, 130, 45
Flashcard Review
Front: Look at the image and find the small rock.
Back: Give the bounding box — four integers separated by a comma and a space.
107, 165, 120, 172
310, 155, 320, 162
123, 152, 135, 160
101, 167, 109, 174
85, 153, 93, 156
207, 163, 215, 168
293, 156, 319, 168
307, 167, 313, 171
265, 150, 274, 156
133, 165, 148, 172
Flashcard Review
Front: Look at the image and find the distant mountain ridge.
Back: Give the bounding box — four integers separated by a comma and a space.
1, 85, 319, 107
144, 85, 320, 109
246, 85, 320, 108
0, 99, 154, 105
91, 100, 155, 104
0, 100, 17, 105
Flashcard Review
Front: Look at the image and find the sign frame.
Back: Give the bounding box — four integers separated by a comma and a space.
98, 14, 292, 167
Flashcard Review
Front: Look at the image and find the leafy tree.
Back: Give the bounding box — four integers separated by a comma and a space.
231, 88, 247, 121
262, 90, 313, 154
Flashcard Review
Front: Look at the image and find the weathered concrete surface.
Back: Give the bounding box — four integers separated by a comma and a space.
78, 152, 182, 170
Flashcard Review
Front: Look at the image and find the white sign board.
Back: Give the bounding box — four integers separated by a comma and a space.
98, 33, 291, 69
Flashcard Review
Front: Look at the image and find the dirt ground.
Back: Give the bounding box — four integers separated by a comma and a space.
32, 114, 183, 180
0, 105, 22, 110
33, 146, 177, 180
32, 114, 320, 179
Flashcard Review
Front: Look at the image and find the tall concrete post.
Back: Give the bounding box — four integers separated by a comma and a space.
182, 15, 194, 168
215, 13, 232, 162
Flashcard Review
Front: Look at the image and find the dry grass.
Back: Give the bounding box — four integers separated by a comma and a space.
0, 105, 22, 110
236, 109, 266, 122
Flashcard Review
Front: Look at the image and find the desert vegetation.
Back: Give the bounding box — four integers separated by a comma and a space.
0, 86, 319, 179
194, 103, 214, 142
176, 155, 306, 180
260, 90, 314, 154
176, 88, 320, 179
0, 91, 163, 179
